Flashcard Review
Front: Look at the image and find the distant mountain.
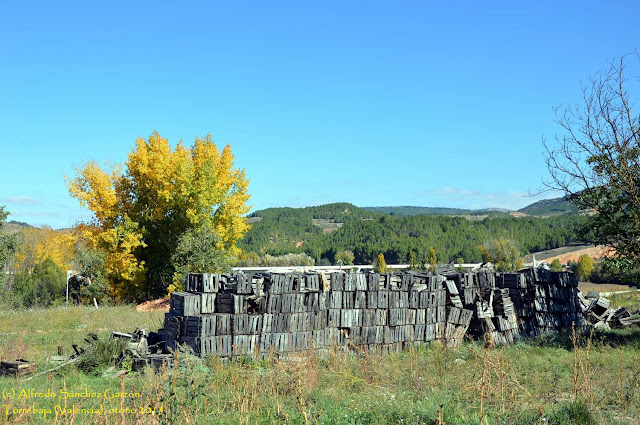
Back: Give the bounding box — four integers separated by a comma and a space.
363, 206, 512, 218
363, 199, 579, 218
363, 206, 474, 216
248, 202, 380, 222
1, 220, 31, 235
518, 197, 579, 216
240, 201, 587, 265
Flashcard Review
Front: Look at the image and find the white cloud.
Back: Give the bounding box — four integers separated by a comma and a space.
415, 187, 554, 211
0, 196, 42, 206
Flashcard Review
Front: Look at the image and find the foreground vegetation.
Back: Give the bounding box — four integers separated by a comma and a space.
0, 306, 639, 424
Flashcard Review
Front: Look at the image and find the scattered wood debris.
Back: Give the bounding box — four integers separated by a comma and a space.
580, 291, 640, 330
0, 359, 37, 377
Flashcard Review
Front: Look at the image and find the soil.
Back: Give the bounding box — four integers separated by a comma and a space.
524, 244, 614, 265
136, 297, 170, 312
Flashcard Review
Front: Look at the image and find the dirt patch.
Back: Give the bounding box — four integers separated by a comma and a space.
136, 297, 170, 312
312, 219, 344, 234
540, 245, 613, 264
525, 244, 614, 265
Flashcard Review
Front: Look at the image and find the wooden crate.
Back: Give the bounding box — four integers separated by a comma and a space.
170, 292, 201, 316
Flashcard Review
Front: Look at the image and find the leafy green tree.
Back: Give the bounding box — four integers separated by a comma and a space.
455, 257, 465, 272
576, 254, 594, 281
543, 53, 640, 278
335, 249, 355, 266
408, 250, 420, 270
67, 131, 250, 300
13, 257, 66, 307
550, 258, 563, 272
69, 239, 110, 304
477, 245, 492, 263
427, 247, 437, 271
483, 237, 522, 272
237, 253, 315, 267
374, 253, 387, 274
0, 206, 17, 270
171, 223, 234, 292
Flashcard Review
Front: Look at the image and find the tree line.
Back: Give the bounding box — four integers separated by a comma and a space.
239, 203, 587, 266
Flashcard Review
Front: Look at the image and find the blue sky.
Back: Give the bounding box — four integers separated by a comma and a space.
1, 1, 638, 229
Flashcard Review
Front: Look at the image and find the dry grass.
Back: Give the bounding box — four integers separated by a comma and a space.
578, 282, 638, 293
0, 306, 639, 424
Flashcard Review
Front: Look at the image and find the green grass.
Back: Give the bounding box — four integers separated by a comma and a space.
0, 306, 639, 424
607, 291, 640, 311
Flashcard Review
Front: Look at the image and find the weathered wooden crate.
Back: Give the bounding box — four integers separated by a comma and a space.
201, 293, 217, 314
361, 326, 384, 344
201, 335, 233, 357
388, 292, 409, 308
447, 306, 461, 325
437, 306, 446, 323
231, 335, 259, 356
389, 308, 408, 326
407, 309, 416, 325
409, 290, 420, 309
426, 307, 437, 324
354, 291, 366, 309
425, 323, 436, 341
327, 309, 340, 327
344, 274, 356, 291
387, 274, 402, 291
413, 324, 426, 341
179, 315, 218, 338
215, 294, 247, 314
0, 359, 37, 377
232, 314, 263, 335
340, 309, 362, 327
170, 292, 201, 316
186, 273, 223, 292
330, 273, 344, 291
164, 313, 181, 338
342, 291, 355, 309
366, 291, 378, 309
300, 274, 320, 292
185, 274, 203, 292
377, 290, 389, 309
236, 273, 253, 295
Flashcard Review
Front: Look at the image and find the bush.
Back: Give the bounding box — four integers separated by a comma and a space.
238, 253, 316, 267
11, 257, 66, 308
77, 336, 131, 374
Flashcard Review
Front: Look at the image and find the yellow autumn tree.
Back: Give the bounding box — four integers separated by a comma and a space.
13, 226, 75, 275
67, 131, 250, 300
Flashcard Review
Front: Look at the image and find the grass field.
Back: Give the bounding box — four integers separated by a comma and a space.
1, 306, 639, 424
577, 282, 638, 294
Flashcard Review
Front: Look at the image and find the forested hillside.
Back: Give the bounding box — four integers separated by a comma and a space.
363, 206, 474, 216
363, 206, 510, 216
517, 197, 579, 216
239, 203, 586, 265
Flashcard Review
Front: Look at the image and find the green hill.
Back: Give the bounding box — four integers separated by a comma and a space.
363, 206, 474, 216
518, 197, 579, 216
240, 202, 587, 265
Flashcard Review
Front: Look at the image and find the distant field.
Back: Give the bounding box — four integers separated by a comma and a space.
524, 244, 612, 264
311, 218, 343, 234
578, 282, 639, 293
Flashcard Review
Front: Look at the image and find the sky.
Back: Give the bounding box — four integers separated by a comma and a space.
0, 1, 638, 229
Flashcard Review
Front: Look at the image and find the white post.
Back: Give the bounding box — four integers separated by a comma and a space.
66, 270, 72, 306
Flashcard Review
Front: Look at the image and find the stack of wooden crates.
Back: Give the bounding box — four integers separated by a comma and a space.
444, 267, 582, 344
164, 268, 582, 358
